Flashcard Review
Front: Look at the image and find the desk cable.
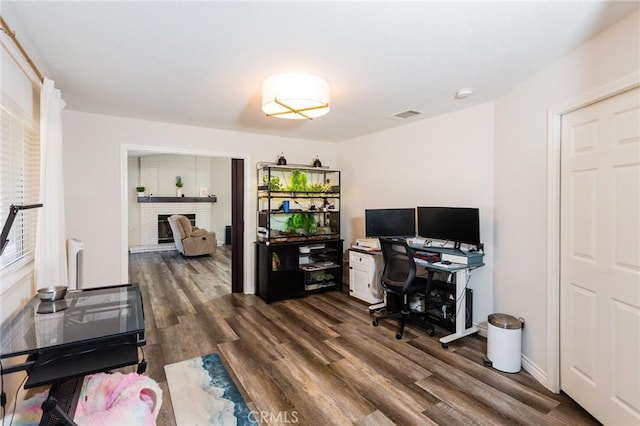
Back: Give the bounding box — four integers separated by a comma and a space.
3, 372, 27, 426
454, 270, 473, 319
137, 347, 147, 374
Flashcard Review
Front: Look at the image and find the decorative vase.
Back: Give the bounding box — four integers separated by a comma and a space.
176, 188, 182, 197
137, 191, 145, 197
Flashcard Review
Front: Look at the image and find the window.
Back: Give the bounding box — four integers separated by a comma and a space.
0, 97, 40, 270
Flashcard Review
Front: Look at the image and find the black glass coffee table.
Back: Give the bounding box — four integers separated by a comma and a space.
0, 283, 146, 425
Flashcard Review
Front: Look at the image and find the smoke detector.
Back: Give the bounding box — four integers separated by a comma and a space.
454, 88, 474, 99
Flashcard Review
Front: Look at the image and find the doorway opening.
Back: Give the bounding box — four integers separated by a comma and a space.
121, 146, 247, 294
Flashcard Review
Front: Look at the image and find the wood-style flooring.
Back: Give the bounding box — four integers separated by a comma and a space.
128, 248, 599, 426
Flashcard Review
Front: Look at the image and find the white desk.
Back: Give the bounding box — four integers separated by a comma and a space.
411, 245, 484, 348
348, 248, 384, 304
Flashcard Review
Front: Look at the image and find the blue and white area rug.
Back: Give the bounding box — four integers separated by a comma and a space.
164, 353, 256, 425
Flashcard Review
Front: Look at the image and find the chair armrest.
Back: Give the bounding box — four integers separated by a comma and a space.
191, 229, 208, 237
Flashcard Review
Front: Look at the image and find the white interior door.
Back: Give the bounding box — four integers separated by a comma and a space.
560, 87, 640, 425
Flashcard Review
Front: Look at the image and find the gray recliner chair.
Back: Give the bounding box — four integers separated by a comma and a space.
167, 215, 217, 256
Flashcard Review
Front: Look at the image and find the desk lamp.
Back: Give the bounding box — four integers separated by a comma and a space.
1, 203, 43, 256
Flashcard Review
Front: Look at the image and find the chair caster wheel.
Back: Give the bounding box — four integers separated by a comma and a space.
427, 328, 435, 336
395, 333, 402, 340
372, 319, 379, 327
441, 343, 449, 349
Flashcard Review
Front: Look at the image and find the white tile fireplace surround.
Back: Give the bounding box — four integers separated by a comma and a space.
133, 203, 212, 252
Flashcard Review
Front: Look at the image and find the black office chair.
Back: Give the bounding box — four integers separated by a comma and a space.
372, 237, 435, 339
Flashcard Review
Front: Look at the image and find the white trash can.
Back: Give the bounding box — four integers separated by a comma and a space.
487, 313, 524, 373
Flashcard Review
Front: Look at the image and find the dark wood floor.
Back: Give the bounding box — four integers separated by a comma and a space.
128, 248, 599, 426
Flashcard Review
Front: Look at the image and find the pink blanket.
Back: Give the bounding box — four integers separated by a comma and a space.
3, 372, 162, 426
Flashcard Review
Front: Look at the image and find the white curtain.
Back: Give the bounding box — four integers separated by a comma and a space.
35, 78, 67, 287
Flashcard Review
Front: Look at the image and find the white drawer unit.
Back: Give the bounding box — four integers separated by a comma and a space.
348, 250, 383, 304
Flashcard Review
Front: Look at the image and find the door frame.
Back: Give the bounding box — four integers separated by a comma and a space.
231, 158, 244, 293
119, 144, 253, 293
545, 71, 639, 392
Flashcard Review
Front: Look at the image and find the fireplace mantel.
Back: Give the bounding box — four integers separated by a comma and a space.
137, 196, 217, 203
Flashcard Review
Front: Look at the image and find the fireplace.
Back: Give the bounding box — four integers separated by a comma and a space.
158, 214, 195, 243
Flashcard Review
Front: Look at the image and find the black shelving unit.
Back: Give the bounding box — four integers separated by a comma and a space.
255, 164, 342, 303
256, 239, 343, 303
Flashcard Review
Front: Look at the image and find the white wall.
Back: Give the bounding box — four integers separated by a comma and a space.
139, 154, 214, 198
210, 157, 232, 242
62, 111, 338, 289
338, 102, 495, 328
493, 10, 639, 383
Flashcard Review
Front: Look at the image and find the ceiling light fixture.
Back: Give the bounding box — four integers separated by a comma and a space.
262, 72, 330, 120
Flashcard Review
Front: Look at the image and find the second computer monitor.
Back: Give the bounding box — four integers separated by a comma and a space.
417, 206, 480, 248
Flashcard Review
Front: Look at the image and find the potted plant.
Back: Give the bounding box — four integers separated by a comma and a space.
175, 176, 184, 197
136, 186, 145, 197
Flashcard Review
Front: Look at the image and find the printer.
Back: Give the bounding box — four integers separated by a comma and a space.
354, 238, 381, 250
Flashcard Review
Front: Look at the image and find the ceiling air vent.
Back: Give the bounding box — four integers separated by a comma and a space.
387, 109, 423, 121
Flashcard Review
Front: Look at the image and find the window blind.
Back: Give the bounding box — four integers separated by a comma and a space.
0, 98, 40, 270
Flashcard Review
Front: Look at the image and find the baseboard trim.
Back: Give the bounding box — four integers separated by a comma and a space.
129, 243, 176, 253
476, 320, 488, 338
521, 353, 548, 390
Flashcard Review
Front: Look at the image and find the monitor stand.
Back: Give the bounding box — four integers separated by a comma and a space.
452, 242, 466, 255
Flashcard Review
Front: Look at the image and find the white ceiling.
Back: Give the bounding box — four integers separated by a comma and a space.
2, 1, 638, 143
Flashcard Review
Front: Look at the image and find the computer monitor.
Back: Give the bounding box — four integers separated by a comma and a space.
365, 208, 415, 238
417, 207, 480, 248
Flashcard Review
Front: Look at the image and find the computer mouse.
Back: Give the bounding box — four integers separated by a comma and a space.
441, 260, 451, 265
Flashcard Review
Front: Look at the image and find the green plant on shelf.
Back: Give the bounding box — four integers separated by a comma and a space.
263, 174, 283, 191
307, 182, 332, 192
288, 169, 307, 192
285, 213, 316, 235
175, 176, 184, 188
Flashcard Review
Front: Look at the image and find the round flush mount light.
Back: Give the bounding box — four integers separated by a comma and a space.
262, 72, 330, 120
454, 88, 474, 99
